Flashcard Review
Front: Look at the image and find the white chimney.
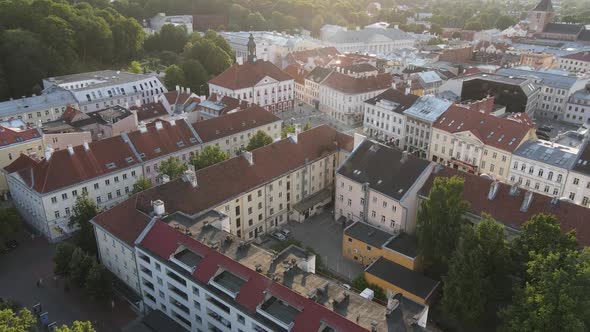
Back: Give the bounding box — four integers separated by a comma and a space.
401, 150, 409, 163
83, 141, 90, 151
138, 122, 147, 133
155, 121, 163, 130
288, 132, 298, 144
182, 169, 198, 188
237, 56, 244, 65
67, 144, 74, 156
242, 151, 254, 165
186, 88, 191, 94
161, 174, 170, 184
153, 199, 165, 216
263, 54, 268, 62
175, 85, 180, 92
44, 145, 54, 160
170, 119, 176, 126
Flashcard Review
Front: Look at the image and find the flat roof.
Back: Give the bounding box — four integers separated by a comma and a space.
46, 70, 155, 89
260, 296, 301, 325
213, 270, 246, 294
384, 233, 418, 258
344, 221, 393, 248
292, 188, 331, 213
513, 140, 579, 169
0, 90, 77, 118
365, 257, 439, 301
173, 248, 202, 268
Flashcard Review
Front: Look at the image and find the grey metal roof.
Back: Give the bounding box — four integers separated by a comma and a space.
513, 140, 579, 170
571, 87, 590, 101
403, 96, 451, 123
0, 90, 77, 118
338, 140, 431, 201
325, 28, 414, 44
306, 67, 333, 84
416, 71, 442, 84
462, 73, 538, 96
344, 221, 394, 248
497, 67, 580, 90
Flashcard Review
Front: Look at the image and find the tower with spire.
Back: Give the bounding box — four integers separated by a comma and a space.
247, 33, 257, 63
528, 0, 555, 33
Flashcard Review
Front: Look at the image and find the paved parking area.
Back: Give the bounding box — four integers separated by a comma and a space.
278, 103, 362, 135
279, 212, 364, 281
532, 116, 579, 139
0, 231, 137, 331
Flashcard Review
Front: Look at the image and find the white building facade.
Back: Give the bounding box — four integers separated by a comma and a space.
43, 71, 167, 113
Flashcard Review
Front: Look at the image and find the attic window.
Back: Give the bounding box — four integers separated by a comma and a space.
105, 162, 116, 169
154, 147, 162, 154
139, 153, 146, 158
125, 157, 134, 163
177, 141, 185, 148
189, 137, 198, 143
377, 179, 383, 185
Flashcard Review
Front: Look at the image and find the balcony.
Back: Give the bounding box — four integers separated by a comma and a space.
207, 310, 231, 329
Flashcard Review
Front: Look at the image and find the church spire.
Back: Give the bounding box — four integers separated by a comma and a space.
247, 33, 257, 63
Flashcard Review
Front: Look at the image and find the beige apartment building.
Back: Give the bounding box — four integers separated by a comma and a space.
429, 105, 536, 181
0, 125, 44, 195
335, 139, 433, 235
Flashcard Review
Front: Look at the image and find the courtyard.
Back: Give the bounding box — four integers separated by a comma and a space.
0, 229, 137, 331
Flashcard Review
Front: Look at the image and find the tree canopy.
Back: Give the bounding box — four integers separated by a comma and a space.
0, 308, 36, 331
132, 176, 153, 194
246, 130, 273, 151
158, 157, 188, 180
0, 208, 21, 251
190, 145, 229, 170
416, 176, 469, 275
69, 194, 100, 256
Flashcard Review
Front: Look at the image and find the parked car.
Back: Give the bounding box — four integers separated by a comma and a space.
279, 229, 291, 238
272, 232, 286, 241
536, 130, 550, 140
538, 125, 552, 132
341, 283, 352, 290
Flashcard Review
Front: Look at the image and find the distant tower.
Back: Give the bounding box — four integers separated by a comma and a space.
247, 33, 257, 63
528, 0, 555, 33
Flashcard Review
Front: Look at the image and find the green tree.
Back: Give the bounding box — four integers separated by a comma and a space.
54, 241, 76, 275
0, 29, 52, 98
55, 321, 97, 332
158, 157, 188, 180
417, 176, 469, 275
85, 262, 113, 304
512, 213, 578, 280
246, 12, 267, 30
68, 248, 94, 287
144, 24, 187, 53
69, 194, 99, 256
495, 15, 517, 30
190, 145, 229, 170
164, 64, 186, 90
181, 59, 208, 94
132, 176, 152, 194
128, 60, 142, 73
0, 308, 36, 331
441, 215, 512, 329
281, 124, 295, 138
451, 31, 462, 39
185, 39, 232, 76
111, 16, 144, 63
203, 29, 233, 60
0, 208, 21, 251
464, 19, 483, 31
246, 130, 273, 151
500, 249, 590, 332
430, 23, 443, 36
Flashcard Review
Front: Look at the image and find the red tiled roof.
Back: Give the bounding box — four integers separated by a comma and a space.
288, 47, 340, 63
0, 126, 42, 147
209, 60, 293, 90
561, 51, 590, 62
192, 104, 280, 143
62, 106, 85, 123
131, 102, 169, 122
322, 72, 392, 94
5, 136, 141, 193
433, 105, 534, 152
461, 96, 496, 114
341, 63, 378, 73
419, 167, 590, 247
139, 221, 367, 332
284, 64, 309, 85
135, 126, 352, 216
164, 90, 197, 106
126, 119, 200, 162
93, 197, 150, 246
